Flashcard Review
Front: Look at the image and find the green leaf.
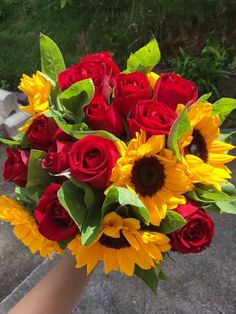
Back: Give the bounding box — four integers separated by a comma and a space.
58, 237, 73, 250
26, 150, 52, 194
158, 210, 186, 234
218, 131, 236, 144
102, 186, 150, 224
15, 187, 37, 209
40, 34, 65, 82
167, 105, 191, 160
196, 92, 212, 103
69, 177, 96, 210
0, 138, 20, 147
212, 98, 236, 124
71, 129, 119, 141
124, 37, 161, 74
57, 181, 88, 230
81, 204, 102, 246
134, 262, 163, 294
60, 0, 67, 9
12, 132, 30, 149
215, 199, 236, 214
45, 110, 88, 135
221, 182, 236, 197
202, 203, 221, 214
186, 184, 234, 203
59, 79, 95, 122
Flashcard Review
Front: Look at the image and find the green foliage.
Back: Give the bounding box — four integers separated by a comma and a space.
15, 186, 37, 209
167, 105, 191, 160
124, 37, 160, 74
59, 79, 95, 122
102, 186, 150, 224
57, 180, 89, 230
134, 262, 165, 294
186, 184, 233, 203
170, 44, 230, 100
187, 183, 236, 215
26, 149, 52, 201
212, 98, 236, 125
71, 129, 119, 141
1, 0, 236, 91
158, 210, 186, 234
45, 110, 88, 135
40, 33, 65, 82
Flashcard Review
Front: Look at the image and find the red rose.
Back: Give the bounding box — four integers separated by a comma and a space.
41, 140, 73, 174
3, 148, 29, 187
84, 95, 125, 137
169, 201, 214, 254
113, 72, 150, 117
58, 51, 120, 100
128, 99, 177, 138
34, 184, 78, 241
69, 135, 119, 189
27, 116, 70, 151
154, 73, 198, 110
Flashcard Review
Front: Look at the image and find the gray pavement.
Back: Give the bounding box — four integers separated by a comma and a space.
0, 141, 236, 313
0, 144, 43, 301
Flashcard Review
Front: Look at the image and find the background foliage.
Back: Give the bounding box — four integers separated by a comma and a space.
0, 0, 236, 99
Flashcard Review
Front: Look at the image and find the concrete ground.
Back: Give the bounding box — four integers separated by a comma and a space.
0, 144, 43, 301
0, 142, 236, 313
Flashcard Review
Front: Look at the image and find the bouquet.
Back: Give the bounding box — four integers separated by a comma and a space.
0, 35, 236, 293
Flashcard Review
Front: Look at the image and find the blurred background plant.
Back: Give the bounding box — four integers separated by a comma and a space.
169, 44, 230, 100
0, 0, 236, 127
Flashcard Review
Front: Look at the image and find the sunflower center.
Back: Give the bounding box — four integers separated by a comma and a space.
184, 129, 208, 162
131, 156, 165, 197
99, 232, 130, 249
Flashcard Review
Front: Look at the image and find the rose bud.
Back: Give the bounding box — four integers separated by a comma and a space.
154, 73, 198, 111
3, 148, 29, 187
27, 115, 70, 151
169, 201, 214, 254
34, 183, 78, 241
69, 135, 119, 189
128, 99, 177, 138
84, 95, 125, 137
113, 72, 150, 117
41, 140, 74, 175
58, 51, 120, 100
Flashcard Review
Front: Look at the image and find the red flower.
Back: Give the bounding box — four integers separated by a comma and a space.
169, 201, 214, 254
84, 95, 125, 137
41, 140, 73, 174
34, 184, 78, 241
128, 99, 177, 138
69, 135, 119, 189
3, 148, 29, 187
154, 73, 198, 110
27, 116, 70, 151
58, 51, 120, 100
113, 72, 150, 117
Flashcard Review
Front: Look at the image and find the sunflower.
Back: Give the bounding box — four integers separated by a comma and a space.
18, 71, 51, 131
179, 102, 235, 186
0, 196, 63, 258
68, 212, 170, 276
110, 131, 193, 226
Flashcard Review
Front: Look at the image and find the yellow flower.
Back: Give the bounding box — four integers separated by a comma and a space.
68, 212, 170, 276
110, 131, 193, 226
179, 103, 235, 186
18, 71, 51, 131
0, 196, 63, 258
147, 71, 159, 90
